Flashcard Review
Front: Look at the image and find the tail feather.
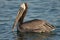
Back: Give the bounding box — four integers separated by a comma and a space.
45, 23, 55, 31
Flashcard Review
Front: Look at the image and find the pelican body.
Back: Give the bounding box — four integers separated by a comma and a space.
12, 3, 55, 33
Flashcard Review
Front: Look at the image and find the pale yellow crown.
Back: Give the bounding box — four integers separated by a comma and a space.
20, 3, 26, 10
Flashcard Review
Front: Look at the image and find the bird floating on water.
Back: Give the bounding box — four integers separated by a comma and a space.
12, 3, 55, 33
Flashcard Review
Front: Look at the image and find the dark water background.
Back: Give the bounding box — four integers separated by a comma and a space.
0, 0, 60, 40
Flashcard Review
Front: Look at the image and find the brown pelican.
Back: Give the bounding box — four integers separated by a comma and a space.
12, 3, 55, 33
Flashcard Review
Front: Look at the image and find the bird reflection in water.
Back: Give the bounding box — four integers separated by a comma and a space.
16, 32, 55, 40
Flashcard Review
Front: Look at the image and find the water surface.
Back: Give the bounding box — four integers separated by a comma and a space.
0, 0, 60, 40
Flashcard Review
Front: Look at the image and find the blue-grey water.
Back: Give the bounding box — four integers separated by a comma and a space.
0, 0, 60, 40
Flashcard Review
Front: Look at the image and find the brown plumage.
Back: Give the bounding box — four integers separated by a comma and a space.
12, 3, 55, 33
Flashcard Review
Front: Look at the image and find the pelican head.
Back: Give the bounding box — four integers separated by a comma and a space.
20, 3, 27, 10
12, 3, 28, 31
